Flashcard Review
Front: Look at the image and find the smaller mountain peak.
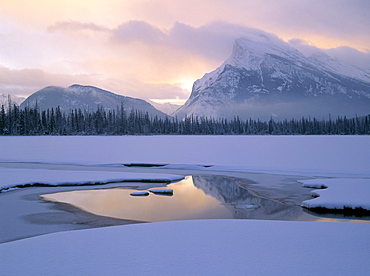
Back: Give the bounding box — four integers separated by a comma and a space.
68, 84, 107, 96
68, 84, 114, 95
19, 85, 168, 117
69, 84, 93, 89
69, 84, 82, 88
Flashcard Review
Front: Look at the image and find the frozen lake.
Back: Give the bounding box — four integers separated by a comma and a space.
0, 136, 369, 242
0, 136, 369, 275
1, 135, 369, 177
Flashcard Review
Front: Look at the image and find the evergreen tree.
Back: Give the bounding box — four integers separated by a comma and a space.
1, 103, 369, 136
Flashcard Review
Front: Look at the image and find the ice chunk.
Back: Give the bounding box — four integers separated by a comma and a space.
149, 188, 174, 195
130, 191, 150, 196
234, 204, 259, 209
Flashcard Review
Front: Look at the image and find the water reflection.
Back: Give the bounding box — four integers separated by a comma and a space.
42, 177, 231, 222
41, 175, 355, 223
192, 175, 305, 221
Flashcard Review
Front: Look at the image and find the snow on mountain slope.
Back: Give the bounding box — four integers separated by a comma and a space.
175, 34, 370, 120
20, 84, 168, 118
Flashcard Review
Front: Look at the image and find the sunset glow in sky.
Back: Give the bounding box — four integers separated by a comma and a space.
1, 0, 369, 104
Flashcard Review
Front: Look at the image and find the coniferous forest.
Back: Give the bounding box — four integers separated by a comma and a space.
1, 104, 369, 136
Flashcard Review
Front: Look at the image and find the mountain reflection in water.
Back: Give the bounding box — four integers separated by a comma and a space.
41, 175, 311, 222
192, 175, 304, 220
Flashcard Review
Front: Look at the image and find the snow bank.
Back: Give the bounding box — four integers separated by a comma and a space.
301, 178, 370, 211
0, 167, 183, 192
0, 219, 368, 275
1, 135, 369, 176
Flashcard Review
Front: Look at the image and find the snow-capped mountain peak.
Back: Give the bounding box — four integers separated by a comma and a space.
227, 36, 304, 69
175, 34, 370, 120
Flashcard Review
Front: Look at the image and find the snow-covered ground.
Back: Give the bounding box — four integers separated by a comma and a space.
301, 178, 370, 211
0, 136, 369, 275
1, 135, 369, 176
0, 167, 183, 192
0, 220, 368, 275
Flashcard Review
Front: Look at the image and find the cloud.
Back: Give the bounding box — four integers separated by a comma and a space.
168, 21, 248, 60
123, 81, 190, 102
288, 38, 370, 70
119, 0, 370, 51
47, 21, 110, 41
0, 65, 190, 103
240, 0, 370, 50
325, 47, 370, 71
110, 21, 285, 62
112, 21, 166, 44
0, 66, 95, 95
12, 18, 370, 102
3, 0, 370, 52
4, 6, 370, 103
288, 38, 321, 57
48, 21, 110, 34
47, 18, 370, 77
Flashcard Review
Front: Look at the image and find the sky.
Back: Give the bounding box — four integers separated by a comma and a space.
0, 0, 369, 104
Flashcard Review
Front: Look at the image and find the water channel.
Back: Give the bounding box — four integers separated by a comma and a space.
40, 175, 360, 223
2, 169, 368, 244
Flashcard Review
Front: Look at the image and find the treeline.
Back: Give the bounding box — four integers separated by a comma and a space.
1, 104, 369, 135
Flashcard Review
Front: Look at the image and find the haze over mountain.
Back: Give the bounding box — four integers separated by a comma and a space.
148, 100, 181, 116
0, 94, 25, 111
174, 34, 370, 120
20, 84, 168, 118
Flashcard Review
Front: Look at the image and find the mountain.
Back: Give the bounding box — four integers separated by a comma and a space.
148, 100, 181, 115
174, 35, 370, 120
0, 94, 25, 110
20, 84, 168, 118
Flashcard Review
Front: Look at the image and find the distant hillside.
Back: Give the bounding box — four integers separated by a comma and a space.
20, 84, 168, 118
